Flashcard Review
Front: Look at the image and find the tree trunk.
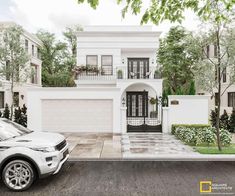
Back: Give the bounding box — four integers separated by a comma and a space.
216, 28, 222, 151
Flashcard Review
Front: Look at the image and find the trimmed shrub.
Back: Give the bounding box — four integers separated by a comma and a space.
3, 103, 10, 119
229, 108, 235, 133
196, 127, 216, 146
220, 110, 230, 130
171, 124, 210, 135
172, 125, 232, 146
210, 108, 218, 127
219, 129, 232, 146
188, 80, 196, 95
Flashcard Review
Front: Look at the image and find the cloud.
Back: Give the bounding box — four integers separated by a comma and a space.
1, 0, 200, 35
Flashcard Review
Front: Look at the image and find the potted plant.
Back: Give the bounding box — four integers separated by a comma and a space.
117, 69, 123, 79
154, 70, 161, 79
149, 97, 158, 118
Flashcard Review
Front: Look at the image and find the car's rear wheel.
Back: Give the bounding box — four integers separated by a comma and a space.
2, 160, 35, 191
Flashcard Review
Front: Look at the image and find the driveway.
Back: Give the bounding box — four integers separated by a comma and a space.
1, 161, 235, 196
65, 133, 197, 160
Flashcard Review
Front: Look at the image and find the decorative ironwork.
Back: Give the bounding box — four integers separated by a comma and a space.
126, 91, 162, 132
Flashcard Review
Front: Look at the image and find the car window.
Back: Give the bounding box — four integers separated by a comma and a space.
0, 120, 32, 141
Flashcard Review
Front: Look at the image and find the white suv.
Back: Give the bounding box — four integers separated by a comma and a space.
0, 119, 69, 191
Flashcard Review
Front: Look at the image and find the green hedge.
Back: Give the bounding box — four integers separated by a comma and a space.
171, 124, 211, 134
172, 126, 232, 146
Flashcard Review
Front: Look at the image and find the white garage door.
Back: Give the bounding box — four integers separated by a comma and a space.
41, 99, 113, 132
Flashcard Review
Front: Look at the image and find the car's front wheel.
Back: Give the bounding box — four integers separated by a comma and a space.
2, 160, 35, 191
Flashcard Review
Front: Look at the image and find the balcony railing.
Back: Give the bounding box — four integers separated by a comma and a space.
75, 66, 161, 80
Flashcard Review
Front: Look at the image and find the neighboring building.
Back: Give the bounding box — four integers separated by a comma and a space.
196, 44, 235, 114
28, 26, 163, 133
0, 22, 42, 108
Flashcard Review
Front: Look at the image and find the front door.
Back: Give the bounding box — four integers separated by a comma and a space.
126, 91, 148, 117
128, 58, 149, 79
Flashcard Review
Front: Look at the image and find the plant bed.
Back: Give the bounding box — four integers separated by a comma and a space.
195, 144, 235, 154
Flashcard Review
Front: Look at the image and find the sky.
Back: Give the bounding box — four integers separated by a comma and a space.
0, 0, 201, 36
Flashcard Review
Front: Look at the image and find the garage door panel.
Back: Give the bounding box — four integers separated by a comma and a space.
42, 99, 113, 132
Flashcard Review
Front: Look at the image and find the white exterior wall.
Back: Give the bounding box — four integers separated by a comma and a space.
27, 88, 121, 133
162, 95, 210, 133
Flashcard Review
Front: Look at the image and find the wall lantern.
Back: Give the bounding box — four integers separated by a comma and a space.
122, 97, 126, 107
122, 59, 125, 64
21, 95, 24, 100
151, 59, 155, 64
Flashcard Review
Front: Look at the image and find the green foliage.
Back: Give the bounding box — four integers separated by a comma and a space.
149, 97, 156, 105
219, 129, 232, 146
3, 103, 10, 119
188, 80, 196, 95
210, 109, 218, 128
171, 124, 210, 135
157, 26, 201, 94
173, 126, 231, 146
14, 104, 27, 127
220, 110, 230, 130
229, 108, 235, 133
77, 0, 235, 25
36, 30, 75, 87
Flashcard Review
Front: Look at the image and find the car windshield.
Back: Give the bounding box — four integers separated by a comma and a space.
0, 119, 33, 141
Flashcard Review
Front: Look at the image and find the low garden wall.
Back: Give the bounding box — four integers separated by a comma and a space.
162, 95, 210, 133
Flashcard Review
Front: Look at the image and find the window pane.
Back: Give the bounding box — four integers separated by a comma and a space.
102, 56, 112, 66
0, 92, 4, 109
86, 56, 97, 66
228, 92, 235, 107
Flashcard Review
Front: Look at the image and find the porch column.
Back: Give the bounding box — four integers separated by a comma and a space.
162, 107, 170, 133
120, 106, 127, 133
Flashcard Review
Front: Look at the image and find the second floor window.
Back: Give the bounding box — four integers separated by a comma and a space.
5, 60, 10, 80
31, 64, 38, 84
228, 92, 235, 108
101, 55, 113, 75
37, 48, 41, 59
25, 39, 29, 52
86, 55, 98, 67
223, 68, 227, 83
206, 45, 210, 57
0, 92, 4, 109
32, 45, 35, 56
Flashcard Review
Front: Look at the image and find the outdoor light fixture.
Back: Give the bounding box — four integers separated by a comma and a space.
122, 97, 126, 106
21, 95, 24, 100
151, 59, 155, 64
122, 59, 125, 64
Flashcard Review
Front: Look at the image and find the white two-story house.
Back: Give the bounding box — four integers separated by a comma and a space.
28, 26, 163, 133
0, 22, 42, 109
75, 26, 163, 133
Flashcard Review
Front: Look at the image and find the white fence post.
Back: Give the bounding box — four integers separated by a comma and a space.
120, 107, 127, 133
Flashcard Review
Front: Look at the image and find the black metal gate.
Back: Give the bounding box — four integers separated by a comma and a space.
126, 91, 162, 132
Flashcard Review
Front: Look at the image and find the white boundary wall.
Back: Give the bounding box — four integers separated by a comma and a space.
162, 95, 210, 133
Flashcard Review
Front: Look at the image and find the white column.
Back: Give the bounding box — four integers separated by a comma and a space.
120, 106, 127, 133
162, 107, 170, 133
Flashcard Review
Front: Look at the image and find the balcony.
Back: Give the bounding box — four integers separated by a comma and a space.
74, 66, 161, 85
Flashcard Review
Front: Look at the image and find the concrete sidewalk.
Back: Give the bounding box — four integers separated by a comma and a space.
63, 132, 235, 161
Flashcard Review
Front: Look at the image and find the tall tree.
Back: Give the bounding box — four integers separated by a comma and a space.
0, 25, 29, 119
36, 30, 75, 87
194, 6, 235, 150
63, 25, 83, 58
157, 26, 200, 94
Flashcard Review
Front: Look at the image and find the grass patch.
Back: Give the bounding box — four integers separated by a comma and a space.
195, 144, 235, 154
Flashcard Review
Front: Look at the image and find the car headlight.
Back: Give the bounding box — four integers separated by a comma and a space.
30, 146, 56, 152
